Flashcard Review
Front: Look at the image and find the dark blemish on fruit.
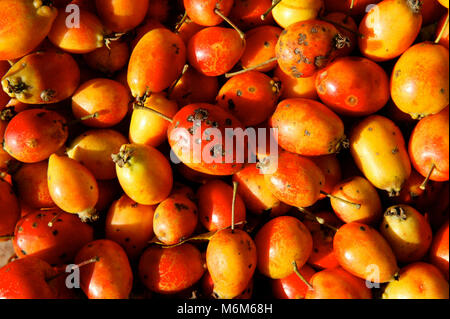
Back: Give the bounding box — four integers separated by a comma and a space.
360, 226, 366, 231
392, 147, 399, 154
385, 224, 389, 229
52, 230, 58, 236
87, 244, 93, 248
440, 88, 445, 94
395, 70, 401, 78
314, 56, 327, 68
172, 43, 180, 55
225, 118, 232, 125
347, 96, 357, 106
264, 41, 270, 47
314, 248, 319, 253
221, 94, 226, 100
304, 130, 310, 136
248, 264, 252, 269
131, 202, 138, 208
368, 127, 373, 131
175, 203, 189, 211
237, 90, 242, 97
154, 213, 159, 219
248, 87, 255, 93
36, 112, 46, 118
32, 222, 37, 228
228, 99, 236, 110
205, 216, 209, 222
21, 250, 27, 255
89, 186, 93, 190
116, 228, 120, 232
125, 237, 130, 242
212, 121, 219, 128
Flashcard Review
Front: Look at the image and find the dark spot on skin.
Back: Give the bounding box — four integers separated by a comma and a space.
52, 230, 58, 236
440, 88, 445, 94
311, 27, 318, 33
59, 253, 67, 260
228, 99, 235, 111
225, 118, 232, 125
395, 70, 401, 78
116, 228, 120, 232
304, 130, 310, 136
221, 94, 226, 100
314, 248, 319, 253
32, 223, 37, 228
360, 226, 366, 231
264, 41, 270, 48
368, 127, 373, 131
125, 238, 130, 242
237, 90, 242, 97
36, 112, 46, 118
154, 213, 159, 219
21, 250, 27, 255
175, 203, 189, 211
89, 186, 93, 190
392, 147, 399, 154
385, 224, 389, 229
131, 202, 138, 208
248, 87, 255, 93
248, 264, 252, 269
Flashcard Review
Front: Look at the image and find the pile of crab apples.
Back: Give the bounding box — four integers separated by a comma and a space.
0, 0, 449, 300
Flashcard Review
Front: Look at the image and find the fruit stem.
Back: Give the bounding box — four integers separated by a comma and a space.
77, 208, 99, 223
132, 104, 173, 123
292, 261, 314, 290
225, 57, 278, 78
214, 8, 245, 40
175, 11, 188, 32
321, 191, 361, 209
420, 163, 436, 191
231, 181, 239, 232
46, 256, 100, 283
168, 64, 189, 96
67, 112, 99, 126
48, 211, 63, 227
350, 0, 355, 10
435, 14, 449, 44
297, 207, 339, 232
261, 0, 282, 21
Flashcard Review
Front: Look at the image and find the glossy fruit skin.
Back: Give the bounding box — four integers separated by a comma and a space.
13, 209, 94, 265
188, 27, 245, 77
67, 129, 128, 180
276, 19, 344, 78
429, 221, 449, 280
270, 98, 346, 156
83, 41, 130, 74
131, 19, 166, 50
139, 244, 205, 294
409, 107, 449, 182
350, 115, 411, 196
0, 0, 58, 60
316, 57, 390, 117
380, 205, 432, 263
272, 0, 324, 29
128, 28, 186, 97
359, 0, 423, 62
95, 0, 149, 32
75, 239, 133, 299
229, 0, 274, 30
2, 51, 80, 104
391, 43, 449, 119
0, 178, 20, 237
183, 0, 234, 26
240, 26, 282, 73
114, 144, 173, 205
324, 0, 382, 17
48, 154, 99, 217
0, 256, 58, 299
105, 194, 155, 260
3, 109, 68, 163
153, 193, 198, 245
435, 13, 449, 49
232, 163, 291, 216
437, 0, 449, 7
48, 8, 105, 54
167, 103, 246, 176
207, 229, 257, 298
13, 161, 54, 209
331, 176, 382, 225
312, 155, 342, 199
334, 222, 399, 283
217, 71, 281, 127
272, 264, 316, 299
263, 151, 325, 208
129, 93, 178, 147
72, 78, 129, 128
255, 216, 313, 279
201, 270, 254, 299
305, 267, 372, 299
274, 66, 318, 100
383, 262, 449, 299
197, 180, 246, 232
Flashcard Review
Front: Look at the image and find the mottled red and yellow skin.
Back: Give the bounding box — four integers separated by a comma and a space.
359, 0, 422, 62
206, 229, 257, 299
48, 154, 99, 218
391, 43, 449, 119
128, 28, 186, 97
429, 221, 449, 280
272, 264, 316, 299
2, 51, 80, 104
303, 212, 342, 269
263, 151, 325, 208
0, 178, 20, 237
217, 71, 281, 126
167, 103, 246, 176
13, 161, 54, 209
324, 12, 357, 58
13, 209, 93, 265
75, 239, 133, 299
139, 244, 205, 294
95, 0, 148, 32
272, 0, 324, 29
255, 216, 313, 279
380, 205, 432, 263
331, 176, 382, 225
316, 57, 390, 117
169, 67, 218, 107
0, 0, 58, 60
67, 129, 128, 181
409, 107, 449, 182
3, 109, 68, 163
48, 8, 105, 54
383, 262, 449, 299
232, 163, 291, 216
197, 179, 246, 231
83, 41, 130, 74
333, 222, 399, 283
305, 267, 372, 299
187, 27, 245, 76
311, 155, 342, 199
435, 13, 449, 49
324, 0, 381, 17
153, 193, 198, 245
0, 256, 58, 299
276, 19, 344, 78
270, 98, 346, 156
240, 26, 282, 73
105, 194, 155, 260
130, 19, 165, 50
201, 270, 254, 299
183, 0, 234, 26
274, 66, 318, 100
229, 0, 274, 30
